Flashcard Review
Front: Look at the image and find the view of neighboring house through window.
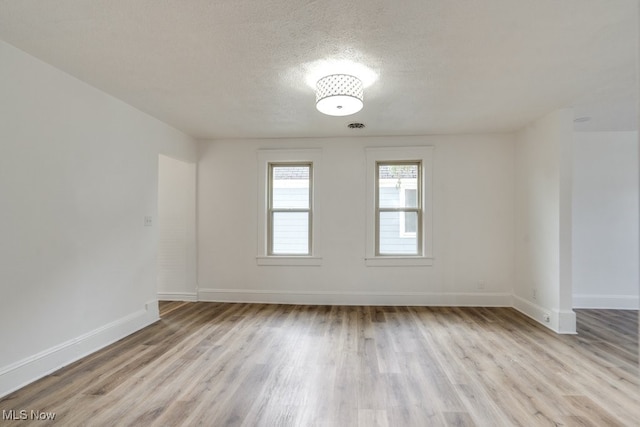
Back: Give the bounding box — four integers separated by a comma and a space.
268, 163, 312, 255
376, 161, 421, 255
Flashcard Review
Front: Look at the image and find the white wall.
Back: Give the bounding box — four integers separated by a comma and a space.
572, 131, 639, 309
197, 135, 515, 305
0, 41, 197, 397
514, 109, 576, 333
158, 155, 197, 301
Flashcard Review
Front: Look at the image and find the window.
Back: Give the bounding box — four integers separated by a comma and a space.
257, 149, 322, 266
366, 147, 433, 266
376, 162, 421, 254
268, 163, 312, 255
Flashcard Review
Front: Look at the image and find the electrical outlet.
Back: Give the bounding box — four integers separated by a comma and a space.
532, 289, 537, 300
144, 216, 153, 227
543, 313, 550, 323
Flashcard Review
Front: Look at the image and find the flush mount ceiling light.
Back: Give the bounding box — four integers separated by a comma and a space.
315, 74, 363, 116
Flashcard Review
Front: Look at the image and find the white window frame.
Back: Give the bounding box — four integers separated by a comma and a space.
376, 160, 422, 254
257, 149, 322, 266
365, 146, 433, 266
267, 162, 313, 256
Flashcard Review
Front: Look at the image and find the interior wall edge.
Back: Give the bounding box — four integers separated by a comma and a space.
513, 295, 577, 334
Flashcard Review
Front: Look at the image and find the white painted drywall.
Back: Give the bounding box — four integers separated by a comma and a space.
514, 109, 576, 333
0, 41, 196, 397
157, 155, 197, 301
572, 131, 639, 309
197, 135, 515, 306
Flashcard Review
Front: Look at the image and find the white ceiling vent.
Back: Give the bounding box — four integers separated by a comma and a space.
347, 122, 365, 129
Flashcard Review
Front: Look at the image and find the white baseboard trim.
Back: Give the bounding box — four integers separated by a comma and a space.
158, 292, 198, 302
198, 288, 512, 307
513, 295, 576, 334
0, 300, 159, 399
573, 294, 639, 310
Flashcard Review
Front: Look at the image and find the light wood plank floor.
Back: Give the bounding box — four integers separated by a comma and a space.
1, 303, 638, 426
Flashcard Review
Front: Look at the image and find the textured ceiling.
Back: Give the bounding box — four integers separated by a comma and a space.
0, 0, 637, 139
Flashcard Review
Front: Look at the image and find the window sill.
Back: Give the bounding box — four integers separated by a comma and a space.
256, 256, 323, 266
365, 257, 433, 267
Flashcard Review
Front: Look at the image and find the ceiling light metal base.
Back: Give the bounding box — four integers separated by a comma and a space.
315, 74, 364, 116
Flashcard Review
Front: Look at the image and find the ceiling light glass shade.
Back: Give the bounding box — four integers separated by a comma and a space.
315, 74, 364, 116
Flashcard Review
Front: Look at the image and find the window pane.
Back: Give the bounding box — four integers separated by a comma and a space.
272, 212, 309, 254
379, 211, 418, 255
378, 164, 418, 208
272, 165, 310, 209
404, 210, 417, 234
405, 188, 417, 209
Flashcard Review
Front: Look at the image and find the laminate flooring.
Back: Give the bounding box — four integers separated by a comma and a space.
0, 303, 638, 426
